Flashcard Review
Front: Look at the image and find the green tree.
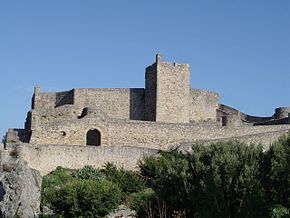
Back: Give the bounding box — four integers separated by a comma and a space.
262, 134, 290, 212
139, 149, 193, 216
139, 141, 266, 217
190, 141, 265, 218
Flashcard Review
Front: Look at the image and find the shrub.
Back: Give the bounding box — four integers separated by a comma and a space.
72, 165, 105, 181
103, 163, 146, 197
41, 167, 73, 207
139, 149, 191, 215
270, 205, 289, 218
49, 179, 121, 218
126, 188, 155, 214
139, 141, 266, 217
263, 134, 290, 210
191, 141, 266, 217
126, 188, 173, 218
41, 165, 146, 216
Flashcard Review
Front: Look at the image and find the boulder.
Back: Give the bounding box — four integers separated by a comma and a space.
0, 146, 42, 218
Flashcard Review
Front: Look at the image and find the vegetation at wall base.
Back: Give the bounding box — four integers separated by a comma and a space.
41, 134, 290, 218
41, 164, 146, 218
137, 136, 290, 218
102, 162, 146, 199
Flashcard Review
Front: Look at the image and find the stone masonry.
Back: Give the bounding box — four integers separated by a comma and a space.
3, 54, 290, 175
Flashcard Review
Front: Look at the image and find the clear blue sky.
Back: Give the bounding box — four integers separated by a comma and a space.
0, 1, 289, 138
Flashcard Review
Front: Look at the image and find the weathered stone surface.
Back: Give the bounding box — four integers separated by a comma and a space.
5, 54, 290, 152
0, 147, 42, 218
20, 144, 158, 176
2, 53, 290, 217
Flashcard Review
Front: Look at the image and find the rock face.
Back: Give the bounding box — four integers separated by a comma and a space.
0, 145, 42, 217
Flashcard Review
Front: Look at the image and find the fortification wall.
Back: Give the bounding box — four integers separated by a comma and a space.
156, 61, 190, 123
244, 114, 273, 123
37, 105, 81, 123
178, 130, 290, 153
29, 118, 290, 150
19, 144, 158, 175
32, 88, 145, 121
229, 130, 290, 149
37, 93, 57, 109
21, 129, 290, 176
108, 122, 290, 148
145, 64, 157, 121
218, 104, 273, 124
274, 107, 290, 119
190, 89, 219, 122
29, 118, 110, 146
34, 90, 74, 109
196, 130, 290, 150
73, 88, 145, 120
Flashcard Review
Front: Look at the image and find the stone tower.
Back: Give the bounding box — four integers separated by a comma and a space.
145, 54, 190, 123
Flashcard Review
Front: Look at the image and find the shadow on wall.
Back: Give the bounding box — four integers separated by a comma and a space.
129, 89, 146, 121
55, 90, 74, 107
5, 129, 30, 146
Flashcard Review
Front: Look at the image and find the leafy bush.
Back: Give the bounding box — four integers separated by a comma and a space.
49, 179, 121, 218
271, 205, 290, 218
126, 188, 155, 217
139, 141, 266, 217
263, 134, 290, 210
103, 163, 146, 197
41, 164, 146, 217
72, 165, 105, 181
191, 141, 266, 218
139, 149, 191, 215
41, 167, 74, 207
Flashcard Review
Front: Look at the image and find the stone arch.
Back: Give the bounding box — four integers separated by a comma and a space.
86, 129, 101, 146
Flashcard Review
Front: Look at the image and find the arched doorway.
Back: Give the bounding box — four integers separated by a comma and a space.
86, 129, 101, 146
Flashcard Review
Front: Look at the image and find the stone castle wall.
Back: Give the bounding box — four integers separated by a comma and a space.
31, 87, 221, 128
20, 127, 290, 176
29, 116, 290, 149
73, 88, 146, 120
37, 92, 58, 109
97, 122, 290, 149
7, 54, 290, 177
19, 144, 158, 175
36, 105, 81, 124
190, 89, 219, 122
33, 88, 146, 122
32, 86, 220, 126
29, 55, 221, 125
145, 63, 157, 121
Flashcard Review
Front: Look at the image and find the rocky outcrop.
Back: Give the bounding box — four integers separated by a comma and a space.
0, 144, 42, 218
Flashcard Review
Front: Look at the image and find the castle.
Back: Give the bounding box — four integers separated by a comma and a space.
3, 54, 290, 175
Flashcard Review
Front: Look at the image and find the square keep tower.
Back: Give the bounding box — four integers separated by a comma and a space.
145, 54, 190, 123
